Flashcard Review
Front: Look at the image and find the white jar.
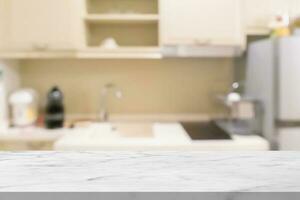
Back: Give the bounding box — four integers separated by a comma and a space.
9, 89, 38, 127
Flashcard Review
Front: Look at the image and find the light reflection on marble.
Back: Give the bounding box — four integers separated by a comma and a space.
0, 152, 299, 192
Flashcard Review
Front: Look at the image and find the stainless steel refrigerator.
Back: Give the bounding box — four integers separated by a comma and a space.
246, 36, 300, 150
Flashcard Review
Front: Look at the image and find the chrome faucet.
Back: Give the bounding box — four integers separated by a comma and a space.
99, 83, 123, 122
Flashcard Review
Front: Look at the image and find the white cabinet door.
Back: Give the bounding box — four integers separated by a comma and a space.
243, 0, 271, 34
279, 128, 300, 150
5, 0, 84, 51
290, 0, 300, 19
0, 0, 10, 50
160, 0, 244, 46
243, 0, 293, 35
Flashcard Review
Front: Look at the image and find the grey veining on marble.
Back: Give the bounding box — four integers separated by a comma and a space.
0, 152, 299, 192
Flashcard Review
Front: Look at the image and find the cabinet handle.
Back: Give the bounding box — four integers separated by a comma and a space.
165, 38, 212, 46
194, 39, 212, 46
33, 43, 49, 51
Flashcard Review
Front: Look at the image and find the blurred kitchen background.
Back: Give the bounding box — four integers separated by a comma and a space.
0, 0, 300, 151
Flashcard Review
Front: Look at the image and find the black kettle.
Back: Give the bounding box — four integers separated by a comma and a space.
45, 86, 65, 129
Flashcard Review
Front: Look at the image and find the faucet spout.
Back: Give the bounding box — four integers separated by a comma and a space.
99, 83, 123, 122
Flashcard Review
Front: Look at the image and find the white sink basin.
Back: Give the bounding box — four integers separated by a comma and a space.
73, 122, 157, 140
111, 123, 155, 139
54, 122, 190, 150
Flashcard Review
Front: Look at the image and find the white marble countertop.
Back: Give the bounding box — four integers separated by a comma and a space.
0, 152, 299, 192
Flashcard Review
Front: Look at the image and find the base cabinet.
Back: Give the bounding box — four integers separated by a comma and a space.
279, 128, 300, 150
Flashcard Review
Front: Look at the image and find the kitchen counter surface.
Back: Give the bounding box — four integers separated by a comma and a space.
0, 152, 299, 192
0, 123, 269, 151
0, 128, 65, 150
54, 123, 269, 151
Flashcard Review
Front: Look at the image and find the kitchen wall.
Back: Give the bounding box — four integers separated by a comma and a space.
19, 59, 234, 116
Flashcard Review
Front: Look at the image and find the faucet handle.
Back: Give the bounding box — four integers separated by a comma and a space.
104, 83, 123, 99
232, 82, 239, 90
230, 81, 245, 93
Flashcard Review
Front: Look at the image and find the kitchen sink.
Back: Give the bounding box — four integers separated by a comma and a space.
181, 121, 232, 140
71, 122, 157, 139
112, 123, 155, 139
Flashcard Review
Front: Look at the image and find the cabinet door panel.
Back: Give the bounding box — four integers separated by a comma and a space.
290, 0, 300, 18
9, 0, 48, 50
244, 0, 293, 34
40, 0, 85, 50
0, 0, 10, 50
160, 0, 243, 46
243, 0, 271, 32
7, 0, 83, 51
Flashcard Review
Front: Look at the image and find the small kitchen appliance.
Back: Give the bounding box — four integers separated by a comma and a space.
45, 86, 65, 129
9, 89, 38, 127
0, 61, 20, 130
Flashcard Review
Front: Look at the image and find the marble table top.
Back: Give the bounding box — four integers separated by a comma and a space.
0, 152, 299, 192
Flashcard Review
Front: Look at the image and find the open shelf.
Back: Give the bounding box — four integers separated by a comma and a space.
86, 22, 159, 47
84, 0, 160, 58
85, 14, 159, 24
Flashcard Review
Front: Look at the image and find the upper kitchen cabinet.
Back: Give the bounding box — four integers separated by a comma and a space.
81, 0, 161, 59
0, 0, 10, 50
1, 0, 85, 52
243, 0, 299, 35
160, 0, 245, 57
290, 0, 300, 19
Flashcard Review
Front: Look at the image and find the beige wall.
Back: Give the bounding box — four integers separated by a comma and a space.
19, 58, 233, 115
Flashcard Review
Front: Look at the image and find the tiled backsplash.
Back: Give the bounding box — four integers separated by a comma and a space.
19, 58, 233, 115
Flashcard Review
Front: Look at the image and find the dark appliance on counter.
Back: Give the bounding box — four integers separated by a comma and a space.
45, 86, 65, 129
181, 121, 232, 140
